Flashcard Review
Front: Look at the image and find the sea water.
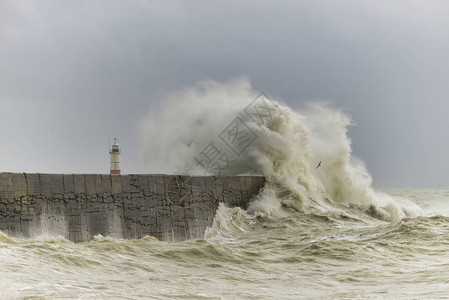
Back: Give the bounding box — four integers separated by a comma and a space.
1, 187, 449, 299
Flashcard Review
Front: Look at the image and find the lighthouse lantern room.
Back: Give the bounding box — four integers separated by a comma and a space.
109, 138, 121, 175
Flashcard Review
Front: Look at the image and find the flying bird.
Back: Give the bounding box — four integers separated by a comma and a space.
315, 161, 321, 169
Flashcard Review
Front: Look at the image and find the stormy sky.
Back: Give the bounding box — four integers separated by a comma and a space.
1, 0, 449, 186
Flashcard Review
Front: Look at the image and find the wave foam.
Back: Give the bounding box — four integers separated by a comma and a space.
141, 78, 422, 221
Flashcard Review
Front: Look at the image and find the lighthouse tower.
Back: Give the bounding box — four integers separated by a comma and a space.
109, 138, 121, 175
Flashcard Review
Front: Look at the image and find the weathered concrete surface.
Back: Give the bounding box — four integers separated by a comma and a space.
0, 173, 265, 242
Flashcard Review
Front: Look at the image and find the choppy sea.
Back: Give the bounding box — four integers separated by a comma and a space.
1, 187, 449, 299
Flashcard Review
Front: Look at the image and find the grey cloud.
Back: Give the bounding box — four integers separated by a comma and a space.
1, 0, 449, 185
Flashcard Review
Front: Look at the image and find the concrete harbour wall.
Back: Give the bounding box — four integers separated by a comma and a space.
0, 173, 265, 242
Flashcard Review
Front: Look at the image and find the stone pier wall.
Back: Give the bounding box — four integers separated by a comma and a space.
0, 173, 265, 242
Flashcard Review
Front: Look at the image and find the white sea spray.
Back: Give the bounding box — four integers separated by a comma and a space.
141, 78, 422, 221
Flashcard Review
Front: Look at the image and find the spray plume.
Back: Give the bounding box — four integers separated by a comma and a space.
141, 78, 421, 221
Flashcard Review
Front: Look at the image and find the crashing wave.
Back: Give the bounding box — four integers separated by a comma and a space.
141, 78, 421, 221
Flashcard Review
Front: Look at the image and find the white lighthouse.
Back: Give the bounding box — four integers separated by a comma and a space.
109, 138, 121, 175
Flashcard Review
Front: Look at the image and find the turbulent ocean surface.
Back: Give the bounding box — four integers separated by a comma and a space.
1, 187, 449, 299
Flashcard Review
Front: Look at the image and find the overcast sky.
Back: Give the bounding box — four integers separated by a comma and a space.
1, 0, 449, 186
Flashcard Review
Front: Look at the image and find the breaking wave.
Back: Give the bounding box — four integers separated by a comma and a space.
1, 188, 446, 299
141, 78, 421, 221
